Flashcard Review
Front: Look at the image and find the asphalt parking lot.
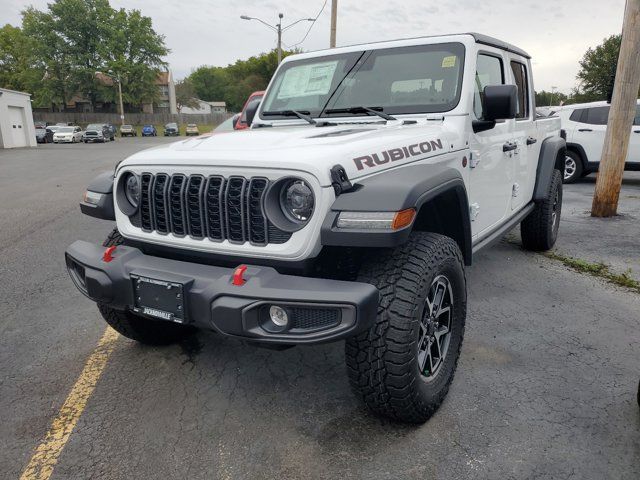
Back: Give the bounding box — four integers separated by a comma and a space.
1, 138, 639, 479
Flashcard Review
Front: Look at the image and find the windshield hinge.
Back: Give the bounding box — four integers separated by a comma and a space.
330, 164, 353, 196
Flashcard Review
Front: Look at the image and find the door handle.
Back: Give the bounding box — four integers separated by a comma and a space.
526, 137, 537, 145
634, 130, 640, 133
578, 128, 593, 132
503, 142, 518, 152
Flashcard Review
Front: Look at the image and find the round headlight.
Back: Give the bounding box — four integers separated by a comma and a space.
124, 173, 140, 208
280, 180, 314, 222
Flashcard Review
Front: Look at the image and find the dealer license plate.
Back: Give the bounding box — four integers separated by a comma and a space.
131, 274, 186, 323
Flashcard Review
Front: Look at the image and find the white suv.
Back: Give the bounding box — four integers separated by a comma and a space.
555, 100, 640, 183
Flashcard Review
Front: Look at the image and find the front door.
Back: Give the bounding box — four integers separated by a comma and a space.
468, 52, 514, 238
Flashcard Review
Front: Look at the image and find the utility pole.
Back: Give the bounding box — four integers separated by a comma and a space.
241, 13, 315, 64
591, 0, 640, 217
116, 75, 124, 127
277, 13, 283, 64
330, 0, 338, 48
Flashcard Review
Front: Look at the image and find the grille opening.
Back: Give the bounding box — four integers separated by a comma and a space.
135, 173, 291, 245
67, 258, 87, 294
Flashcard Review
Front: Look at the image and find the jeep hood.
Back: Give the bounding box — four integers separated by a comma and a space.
118, 121, 460, 186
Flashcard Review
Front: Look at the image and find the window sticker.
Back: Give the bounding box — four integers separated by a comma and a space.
277, 61, 339, 99
441, 55, 457, 68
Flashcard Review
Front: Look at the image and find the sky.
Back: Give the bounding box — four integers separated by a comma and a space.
1, 0, 628, 93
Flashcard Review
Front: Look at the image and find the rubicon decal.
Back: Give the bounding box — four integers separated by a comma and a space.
353, 139, 444, 171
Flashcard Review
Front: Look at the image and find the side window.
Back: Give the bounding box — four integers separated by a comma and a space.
569, 109, 585, 122
583, 106, 610, 125
510, 61, 530, 119
474, 54, 504, 120
634, 105, 640, 125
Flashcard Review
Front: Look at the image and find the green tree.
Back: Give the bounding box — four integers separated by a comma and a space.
577, 35, 622, 100
0, 25, 42, 94
175, 78, 199, 112
188, 49, 299, 111
535, 90, 568, 107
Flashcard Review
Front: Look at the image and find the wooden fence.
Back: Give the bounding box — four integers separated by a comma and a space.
32, 111, 233, 127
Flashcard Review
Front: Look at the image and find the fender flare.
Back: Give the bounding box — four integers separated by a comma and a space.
80, 171, 115, 220
321, 163, 472, 264
533, 137, 566, 201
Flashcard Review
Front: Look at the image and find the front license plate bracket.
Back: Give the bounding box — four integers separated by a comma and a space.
131, 274, 186, 323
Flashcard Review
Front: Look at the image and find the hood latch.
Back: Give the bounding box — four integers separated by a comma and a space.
330, 164, 353, 196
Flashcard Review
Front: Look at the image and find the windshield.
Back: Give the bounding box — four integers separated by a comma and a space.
122, 125, 132, 129
260, 42, 464, 119
87, 124, 102, 130
59, 127, 74, 133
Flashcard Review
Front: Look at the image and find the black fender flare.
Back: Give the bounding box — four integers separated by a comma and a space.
80, 171, 115, 220
533, 137, 566, 202
321, 163, 472, 264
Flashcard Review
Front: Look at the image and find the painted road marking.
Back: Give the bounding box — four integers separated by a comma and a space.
20, 327, 119, 480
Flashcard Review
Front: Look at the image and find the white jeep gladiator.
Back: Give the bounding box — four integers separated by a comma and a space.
66, 33, 565, 423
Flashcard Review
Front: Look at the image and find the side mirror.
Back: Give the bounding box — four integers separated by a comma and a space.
473, 84, 517, 133
483, 84, 517, 121
244, 99, 261, 127
231, 113, 240, 130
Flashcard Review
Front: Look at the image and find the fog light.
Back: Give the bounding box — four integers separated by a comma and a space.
269, 305, 289, 327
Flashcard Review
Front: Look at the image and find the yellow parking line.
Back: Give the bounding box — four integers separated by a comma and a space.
20, 327, 119, 480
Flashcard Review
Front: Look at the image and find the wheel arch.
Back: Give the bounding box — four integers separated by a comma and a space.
533, 136, 566, 202
566, 142, 589, 168
321, 163, 472, 265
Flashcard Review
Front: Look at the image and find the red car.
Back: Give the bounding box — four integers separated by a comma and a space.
234, 90, 264, 130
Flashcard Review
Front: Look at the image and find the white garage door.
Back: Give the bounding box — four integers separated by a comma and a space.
8, 106, 28, 148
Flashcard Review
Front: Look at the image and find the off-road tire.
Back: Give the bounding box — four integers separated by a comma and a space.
563, 150, 582, 184
97, 228, 194, 345
521, 169, 562, 251
345, 232, 467, 423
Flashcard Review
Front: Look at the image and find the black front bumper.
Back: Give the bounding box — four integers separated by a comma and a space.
65, 241, 379, 345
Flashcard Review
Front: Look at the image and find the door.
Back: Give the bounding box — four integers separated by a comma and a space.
627, 104, 640, 164
508, 59, 537, 210
571, 106, 608, 164
468, 52, 514, 238
8, 106, 27, 148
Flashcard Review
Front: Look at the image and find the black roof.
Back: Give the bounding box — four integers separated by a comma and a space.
468, 32, 531, 59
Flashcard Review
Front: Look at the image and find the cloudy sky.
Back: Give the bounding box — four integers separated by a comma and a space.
1, 0, 628, 93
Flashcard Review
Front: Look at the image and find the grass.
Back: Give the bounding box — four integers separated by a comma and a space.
545, 251, 640, 293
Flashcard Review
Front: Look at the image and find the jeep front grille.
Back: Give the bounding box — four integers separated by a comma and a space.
135, 173, 291, 245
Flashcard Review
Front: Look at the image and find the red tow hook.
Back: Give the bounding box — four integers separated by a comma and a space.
232, 265, 248, 286
102, 245, 117, 263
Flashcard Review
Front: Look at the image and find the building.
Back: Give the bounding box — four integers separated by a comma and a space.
142, 70, 177, 114
180, 100, 227, 115
0, 88, 37, 149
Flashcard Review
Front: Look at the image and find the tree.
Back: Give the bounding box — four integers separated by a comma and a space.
0, 25, 42, 94
535, 90, 568, 107
577, 35, 627, 100
17, 1, 168, 111
188, 49, 300, 111
175, 79, 199, 112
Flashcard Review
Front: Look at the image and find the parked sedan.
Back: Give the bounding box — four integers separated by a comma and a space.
35, 127, 54, 144
120, 124, 137, 137
53, 126, 84, 143
141, 124, 157, 136
164, 122, 179, 136
185, 123, 199, 136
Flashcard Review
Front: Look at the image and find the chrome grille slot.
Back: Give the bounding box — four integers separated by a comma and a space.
185, 175, 205, 238
140, 173, 153, 231
225, 176, 246, 243
130, 173, 292, 245
169, 174, 187, 236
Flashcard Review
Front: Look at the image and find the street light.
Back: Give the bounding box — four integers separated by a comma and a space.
96, 71, 125, 126
240, 13, 315, 64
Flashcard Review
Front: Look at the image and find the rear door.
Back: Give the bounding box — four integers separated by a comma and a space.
507, 58, 537, 210
571, 106, 609, 165
468, 51, 514, 238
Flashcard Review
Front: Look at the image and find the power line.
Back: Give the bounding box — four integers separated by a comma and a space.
289, 0, 328, 48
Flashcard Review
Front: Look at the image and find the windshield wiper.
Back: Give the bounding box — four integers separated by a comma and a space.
262, 110, 316, 125
324, 106, 397, 121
